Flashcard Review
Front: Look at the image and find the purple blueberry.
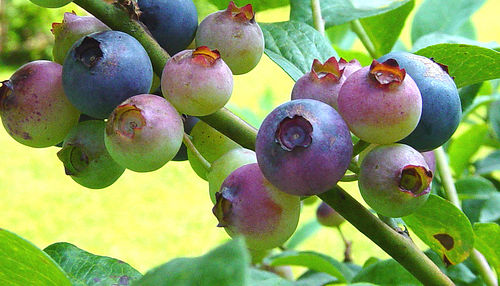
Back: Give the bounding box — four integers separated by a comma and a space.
104, 94, 184, 172
338, 59, 422, 144
256, 99, 353, 196
0, 60, 80, 147
138, 0, 198, 56
51, 12, 110, 64
195, 1, 264, 75
62, 30, 153, 119
57, 120, 125, 189
161, 46, 233, 116
359, 144, 433, 218
378, 51, 461, 151
212, 163, 300, 250
316, 202, 345, 227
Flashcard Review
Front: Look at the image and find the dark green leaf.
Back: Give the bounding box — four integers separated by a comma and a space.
455, 176, 497, 200
424, 249, 477, 284
44, 242, 142, 286
359, 0, 415, 56
489, 100, 500, 139
459, 83, 483, 113
351, 259, 421, 285
290, 0, 411, 28
0, 229, 71, 286
260, 21, 338, 81
448, 123, 489, 177
411, 0, 486, 43
478, 193, 500, 222
207, 0, 288, 12
133, 238, 250, 286
296, 270, 338, 286
415, 44, 500, 88
248, 268, 295, 286
325, 23, 356, 50
264, 250, 348, 283
475, 150, 500, 175
473, 223, 500, 275
412, 33, 499, 52
362, 257, 381, 268
403, 195, 474, 265
285, 219, 321, 249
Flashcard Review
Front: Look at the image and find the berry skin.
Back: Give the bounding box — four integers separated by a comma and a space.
207, 148, 257, 204
138, 0, 198, 56
172, 115, 200, 161
291, 57, 362, 110
359, 144, 433, 218
0, 60, 80, 148
104, 94, 184, 172
57, 120, 125, 189
51, 12, 110, 64
195, 1, 264, 75
213, 163, 300, 250
338, 59, 422, 144
316, 202, 345, 227
256, 99, 353, 196
378, 51, 461, 151
161, 47, 233, 116
62, 31, 153, 119
28, 0, 71, 8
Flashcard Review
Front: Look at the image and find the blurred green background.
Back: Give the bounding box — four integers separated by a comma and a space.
0, 0, 498, 275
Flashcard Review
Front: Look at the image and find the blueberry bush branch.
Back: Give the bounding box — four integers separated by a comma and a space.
350, 19, 380, 59
435, 147, 498, 286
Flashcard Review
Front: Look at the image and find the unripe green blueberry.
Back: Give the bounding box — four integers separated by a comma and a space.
207, 148, 257, 204
316, 202, 345, 227
57, 120, 125, 189
29, 0, 72, 8
359, 144, 433, 217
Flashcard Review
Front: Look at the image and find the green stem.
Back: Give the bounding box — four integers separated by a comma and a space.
319, 186, 453, 286
435, 147, 498, 286
340, 174, 358, 182
348, 161, 360, 174
311, 0, 325, 35
183, 133, 211, 171
350, 19, 379, 59
352, 140, 370, 157
336, 226, 352, 263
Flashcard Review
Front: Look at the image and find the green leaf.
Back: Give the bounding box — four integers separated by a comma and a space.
290, 0, 411, 28
474, 150, 500, 175
403, 195, 475, 265
359, 0, 415, 56
447, 123, 489, 177
264, 250, 349, 283
459, 83, 483, 114
462, 94, 500, 119
351, 259, 421, 285
478, 193, 500, 223
325, 23, 356, 50
260, 21, 338, 81
296, 271, 338, 286
207, 0, 288, 12
248, 268, 295, 286
415, 44, 500, 88
455, 176, 497, 200
489, 100, 500, 140
44, 242, 142, 286
424, 249, 477, 284
284, 219, 321, 249
411, 0, 486, 43
133, 238, 250, 286
0, 229, 71, 286
473, 223, 500, 275
412, 33, 499, 52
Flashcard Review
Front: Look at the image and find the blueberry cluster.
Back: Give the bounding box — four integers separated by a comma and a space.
0, 1, 461, 253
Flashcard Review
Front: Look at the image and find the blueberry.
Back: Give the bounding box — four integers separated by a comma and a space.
161, 46, 233, 116
0, 60, 80, 147
338, 59, 422, 144
62, 31, 153, 119
104, 94, 184, 172
138, 0, 198, 56
256, 99, 353, 196
212, 163, 300, 250
378, 51, 461, 151
51, 12, 110, 64
359, 144, 433, 218
57, 120, 125, 189
195, 1, 264, 75
316, 202, 345, 228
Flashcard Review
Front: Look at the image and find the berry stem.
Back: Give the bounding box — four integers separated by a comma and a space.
336, 226, 352, 263
310, 0, 325, 36
348, 161, 360, 174
340, 174, 358, 182
182, 133, 211, 171
319, 186, 454, 286
352, 140, 370, 157
435, 147, 498, 286
350, 19, 380, 59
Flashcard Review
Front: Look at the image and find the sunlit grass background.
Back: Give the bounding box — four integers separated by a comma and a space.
0, 0, 499, 275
